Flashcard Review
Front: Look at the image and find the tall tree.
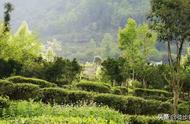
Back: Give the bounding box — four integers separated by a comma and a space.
118, 18, 141, 80
118, 18, 157, 80
149, 0, 190, 114
3, 2, 14, 33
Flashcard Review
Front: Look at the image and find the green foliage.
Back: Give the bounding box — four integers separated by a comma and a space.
112, 86, 128, 95
101, 57, 128, 85
0, 0, 152, 62
150, 0, 190, 47
135, 65, 170, 89
0, 100, 187, 124
0, 59, 22, 79
5, 116, 119, 124
76, 80, 111, 93
181, 70, 190, 94
118, 18, 157, 68
12, 22, 43, 63
0, 21, 43, 79
118, 18, 157, 83
3, 2, 14, 33
0, 22, 43, 65
133, 88, 171, 101
2, 100, 125, 124
127, 116, 146, 124
41, 88, 93, 105
0, 97, 9, 117
94, 94, 172, 115
0, 80, 14, 96
6, 76, 56, 88
149, 0, 190, 113
42, 57, 82, 86
0, 97, 9, 109
129, 80, 143, 88
7, 83, 40, 100
125, 116, 190, 124
178, 101, 190, 114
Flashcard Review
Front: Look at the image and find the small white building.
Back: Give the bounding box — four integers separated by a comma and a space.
149, 61, 163, 66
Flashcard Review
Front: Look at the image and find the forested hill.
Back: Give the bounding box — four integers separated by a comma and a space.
0, 0, 151, 62
0, 0, 150, 42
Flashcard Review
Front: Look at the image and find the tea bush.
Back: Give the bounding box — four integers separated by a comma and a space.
7, 76, 56, 88
112, 86, 128, 95
2, 100, 125, 124
178, 101, 190, 114
0, 80, 14, 96
94, 94, 172, 115
76, 80, 111, 93
7, 83, 41, 100
125, 116, 190, 124
133, 88, 171, 101
4, 116, 119, 124
41, 88, 93, 105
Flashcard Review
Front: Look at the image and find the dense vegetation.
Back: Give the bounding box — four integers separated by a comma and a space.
0, 0, 154, 62
0, 0, 190, 123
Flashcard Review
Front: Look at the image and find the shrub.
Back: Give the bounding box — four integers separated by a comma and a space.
76, 81, 111, 93
42, 57, 82, 85
142, 100, 172, 115
125, 116, 181, 124
41, 88, 93, 105
112, 86, 128, 95
0, 97, 9, 109
133, 88, 171, 101
101, 57, 128, 86
128, 116, 146, 124
2, 101, 125, 123
0, 97, 10, 117
7, 83, 41, 100
129, 80, 143, 88
0, 80, 14, 96
5, 116, 120, 124
7, 76, 56, 88
0, 59, 22, 79
157, 102, 173, 114
178, 101, 190, 114
94, 94, 172, 115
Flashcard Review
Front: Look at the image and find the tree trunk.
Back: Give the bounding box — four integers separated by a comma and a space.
132, 69, 135, 80
167, 40, 173, 65
143, 78, 147, 88
173, 86, 180, 114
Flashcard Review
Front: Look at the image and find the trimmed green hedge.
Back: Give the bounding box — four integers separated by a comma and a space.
125, 116, 190, 124
41, 88, 93, 105
41, 88, 172, 115
0, 80, 14, 96
112, 86, 128, 95
6, 76, 56, 88
178, 101, 190, 114
133, 88, 171, 101
94, 94, 172, 115
7, 83, 41, 100
76, 81, 111, 93
0, 80, 41, 100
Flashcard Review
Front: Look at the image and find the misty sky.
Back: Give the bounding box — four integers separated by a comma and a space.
0, 0, 55, 33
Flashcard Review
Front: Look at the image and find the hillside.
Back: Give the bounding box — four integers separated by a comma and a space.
0, 0, 151, 62
0, 0, 150, 41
